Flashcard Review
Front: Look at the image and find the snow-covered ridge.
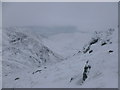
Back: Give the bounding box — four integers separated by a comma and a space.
69, 28, 118, 87
2, 27, 63, 76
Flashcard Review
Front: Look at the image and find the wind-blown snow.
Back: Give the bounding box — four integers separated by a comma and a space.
2, 27, 118, 88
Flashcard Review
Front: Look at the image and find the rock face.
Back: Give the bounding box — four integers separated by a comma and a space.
82, 28, 115, 54
2, 27, 63, 76
67, 28, 117, 87
82, 60, 91, 82
78, 28, 118, 87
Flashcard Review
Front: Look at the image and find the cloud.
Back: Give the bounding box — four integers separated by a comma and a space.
2, 2, 118, 31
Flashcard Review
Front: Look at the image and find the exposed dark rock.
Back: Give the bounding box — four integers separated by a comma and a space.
15, 77, 20, 80
83, 45, 90, 53
73, 54, 75, 56
32, 70, 42, 74
101, 42, 107, 46
44, 67, 47, 69
90, 38, 99, 45
82, 61, 91, 82
109, 42, 112, 44
83, 72, 87, 81
107, 39, 110, 42
70, 77, 74, 82
109, 50, 113, 53
83, 38, 99, 54
89, 50, 93, 53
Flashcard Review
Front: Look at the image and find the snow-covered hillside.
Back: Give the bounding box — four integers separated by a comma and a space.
2, 27, 118, 88
2, 27, 63, 79
0, 27, 2, 89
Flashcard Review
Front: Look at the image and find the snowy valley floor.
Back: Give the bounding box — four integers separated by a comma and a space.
2, 28, 118, 88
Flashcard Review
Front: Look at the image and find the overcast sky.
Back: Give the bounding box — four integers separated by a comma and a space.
2, 2, 118, 31
0, 2, 1, 28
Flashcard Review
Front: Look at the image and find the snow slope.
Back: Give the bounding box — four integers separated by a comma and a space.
2, 27, 118, 88
43, 32, 92, 58
2, 27, 63, 84
0, 32, 1, 89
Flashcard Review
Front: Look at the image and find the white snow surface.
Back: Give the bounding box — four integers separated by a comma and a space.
2, 27, 118, 88
0, 28, 2, 89
43, 32, 92, 58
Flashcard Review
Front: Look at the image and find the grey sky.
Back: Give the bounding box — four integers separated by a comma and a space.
2, 2, 118, 31
0, 2, 2, 28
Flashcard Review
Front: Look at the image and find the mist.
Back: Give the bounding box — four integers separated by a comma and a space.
2, 2, 118, 32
